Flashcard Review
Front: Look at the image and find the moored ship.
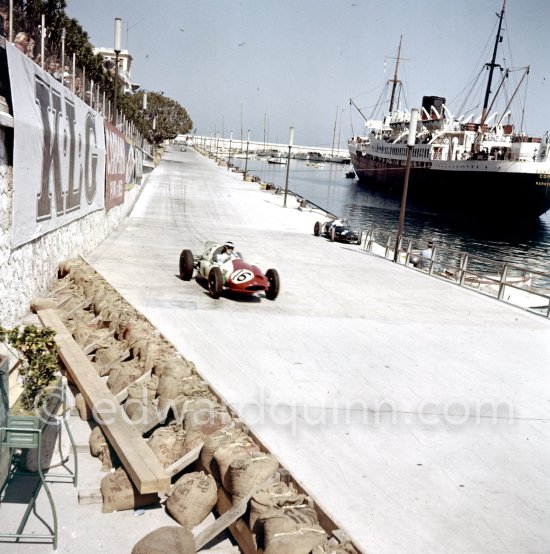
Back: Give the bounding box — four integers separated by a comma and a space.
348, 2, 550, 218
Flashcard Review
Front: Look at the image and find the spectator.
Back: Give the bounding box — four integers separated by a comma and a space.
62, 66, 71, 87
420, 241, 434, 269
53, 61, 63, 81
26, 37, 35, 60
46, 56, 57, 75
13, 32, 30, 54
0, 2, 8, 38
74, 77, 82, 97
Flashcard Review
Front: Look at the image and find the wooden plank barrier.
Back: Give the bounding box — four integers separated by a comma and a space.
37, 309, 170, 495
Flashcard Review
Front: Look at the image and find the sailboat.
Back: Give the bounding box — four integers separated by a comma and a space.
348, 2, 550, 218
328, 106, 350, 164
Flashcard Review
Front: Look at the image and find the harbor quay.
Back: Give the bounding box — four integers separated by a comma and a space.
77, 145, 550, 553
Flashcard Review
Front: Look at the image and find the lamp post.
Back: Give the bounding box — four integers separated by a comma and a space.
283, 127, 295, 207
394, 108, 419, 262
243, 130, 251, 180
141, 92, 147, 148
215, 133, 220, 162
61, 28, 66, 80
228, 131, 233, 169
112, 17, 122, 126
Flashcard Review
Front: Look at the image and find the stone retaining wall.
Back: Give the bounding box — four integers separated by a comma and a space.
0, 124, 149, 327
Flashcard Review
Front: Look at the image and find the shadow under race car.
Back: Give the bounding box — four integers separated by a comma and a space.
179, 241, 280, 300
313, 219, 361, 244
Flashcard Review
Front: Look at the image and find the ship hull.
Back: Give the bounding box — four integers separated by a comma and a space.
349, 150, 550, 218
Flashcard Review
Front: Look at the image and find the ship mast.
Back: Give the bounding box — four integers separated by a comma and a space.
388, 35, 403, 113
480, 0, 506, 128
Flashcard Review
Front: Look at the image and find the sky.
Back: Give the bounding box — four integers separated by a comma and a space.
65, 0, 550, 148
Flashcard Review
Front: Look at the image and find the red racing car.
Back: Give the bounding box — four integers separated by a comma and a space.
179, 241, 280, 300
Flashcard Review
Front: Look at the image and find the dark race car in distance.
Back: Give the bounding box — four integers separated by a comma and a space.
313, 219, 361, 244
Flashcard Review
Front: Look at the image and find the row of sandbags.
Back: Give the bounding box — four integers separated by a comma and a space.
49, 259, 358, 554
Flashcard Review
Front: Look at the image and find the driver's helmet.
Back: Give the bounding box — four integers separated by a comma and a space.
223, 241, 234, 253
341, 218, 348, 225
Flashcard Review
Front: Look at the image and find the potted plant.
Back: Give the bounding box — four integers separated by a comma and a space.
0, 325, 62, 448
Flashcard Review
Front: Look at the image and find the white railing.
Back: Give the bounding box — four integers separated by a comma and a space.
359, 228, 550, 318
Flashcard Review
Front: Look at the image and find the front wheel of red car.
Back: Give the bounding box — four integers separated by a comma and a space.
265, 269, 280, 300
208, 267, 223, 299
179, 249, 194, 280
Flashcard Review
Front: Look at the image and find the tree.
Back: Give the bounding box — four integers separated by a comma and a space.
127, 92, 193, 145
11, 0, 193, 143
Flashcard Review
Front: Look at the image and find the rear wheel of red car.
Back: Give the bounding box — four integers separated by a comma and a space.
179, 249, 194, 280
208, 267, 223, 299
314, 222, 321, 236
265, 269, 280, 300
330, 227, 336, 242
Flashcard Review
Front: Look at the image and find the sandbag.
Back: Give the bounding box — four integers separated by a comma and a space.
172, 394, 218, 425
95, 340, 129, 376
93, 292, 122, 315
125, 396, 159, 425
148, 421, 186, 468
106, 360, 144, 395
182, 404, 232, 453
166, 471, 217, 529
199, 426, 242, 476
68, 309, 97, 326
229, 452, 279, 501
109, 309, 138, 337
157, 370, 201, 414
58, 258, 87, 277
152, 356, 194, 379
73, 324, 92, 348
71, 265, 97, 286
260, 507, 326, 554
101, 467, 159, 513
122, 319, 155, 345
75, 392, 93, 421
74, 327, 111, 351
30, 297, 58, 312
126, 375, 159, 404
89, 425, 119, 471
131, 526, 196, 554
250, 481, 309, 532
213, 436, 261, 491
133, 338, 172, 372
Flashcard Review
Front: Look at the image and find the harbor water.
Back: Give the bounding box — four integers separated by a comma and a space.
230, 156, 550, 290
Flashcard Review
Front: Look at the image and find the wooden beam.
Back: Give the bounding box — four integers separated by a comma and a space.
194, 477, 276, 552
166, 443, 203, 478
78, 489, 103, 505
98, 349, 131, 376
67, 296, 93, 316
82, 330, 115, 355
114, 369, 152, 403
37, 309, 170, 494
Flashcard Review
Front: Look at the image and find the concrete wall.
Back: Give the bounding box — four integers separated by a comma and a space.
0, 120, 148, 327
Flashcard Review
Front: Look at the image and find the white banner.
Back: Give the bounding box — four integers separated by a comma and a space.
7, 42, 105, 248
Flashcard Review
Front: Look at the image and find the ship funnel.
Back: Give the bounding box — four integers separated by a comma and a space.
421, 96, 446, 120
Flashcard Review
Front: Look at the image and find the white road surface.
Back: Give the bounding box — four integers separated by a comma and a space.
88, 146, 550, 554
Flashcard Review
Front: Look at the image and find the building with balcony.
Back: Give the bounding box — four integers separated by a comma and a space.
93, 46, 140, 94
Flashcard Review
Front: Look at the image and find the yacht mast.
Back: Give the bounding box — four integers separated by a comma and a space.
480, 0, 506, 127
388, 35, 403, 113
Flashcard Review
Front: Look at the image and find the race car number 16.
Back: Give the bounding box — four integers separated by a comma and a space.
231, 269, 254, 283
